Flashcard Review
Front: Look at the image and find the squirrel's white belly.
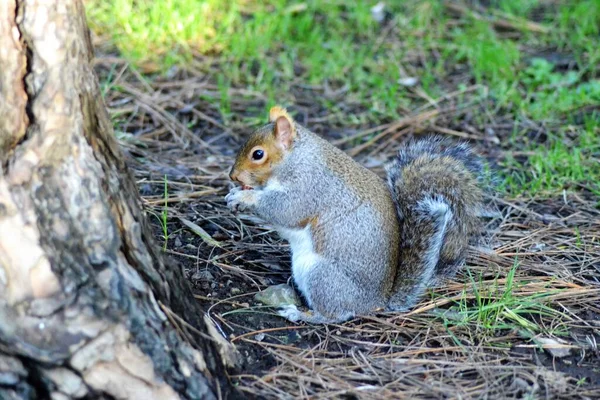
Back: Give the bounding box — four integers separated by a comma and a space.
278, 226, 319, 301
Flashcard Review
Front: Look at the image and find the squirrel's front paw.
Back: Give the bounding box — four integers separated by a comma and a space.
225, 187, 259, 213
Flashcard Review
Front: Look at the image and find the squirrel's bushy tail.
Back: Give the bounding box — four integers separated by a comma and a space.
385, 136, 487, 311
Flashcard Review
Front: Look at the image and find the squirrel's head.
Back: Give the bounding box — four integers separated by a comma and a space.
229, 106, 296, 189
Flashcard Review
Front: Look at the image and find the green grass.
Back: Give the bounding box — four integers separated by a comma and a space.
87, 0, 600, 197
453, 20, 521, 86
517, 58, 600, 120
146, 174, 174, 250
501, 113, 600, 198
438, 261, 569, 340
87, 0, 234, 67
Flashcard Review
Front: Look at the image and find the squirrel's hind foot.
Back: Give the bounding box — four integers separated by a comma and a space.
278, 304, 354, 324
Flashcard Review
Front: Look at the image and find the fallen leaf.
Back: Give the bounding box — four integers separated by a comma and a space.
179, 217, 222, 248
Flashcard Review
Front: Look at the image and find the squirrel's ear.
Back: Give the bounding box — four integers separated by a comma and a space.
269, 106, 291, 122
270, 106, 296, 150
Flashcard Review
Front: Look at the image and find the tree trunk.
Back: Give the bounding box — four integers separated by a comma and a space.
0, 1, 237, 399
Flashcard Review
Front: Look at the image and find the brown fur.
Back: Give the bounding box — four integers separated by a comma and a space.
323, 145, 397, 221
230, 107, 299, 188
230, 123, 284, 188
396, 155, 482, 268
269, 106, 294, 123
316, 135, 400, 292
387, 147, 484, 308
298, 216, 324, 253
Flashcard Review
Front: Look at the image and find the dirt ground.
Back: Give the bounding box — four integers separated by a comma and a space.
93, 35, 600, 400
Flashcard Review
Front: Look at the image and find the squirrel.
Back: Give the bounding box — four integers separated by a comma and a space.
226, 106, 486, 324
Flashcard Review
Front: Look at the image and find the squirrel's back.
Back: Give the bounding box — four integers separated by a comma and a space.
385, 136, 486, 310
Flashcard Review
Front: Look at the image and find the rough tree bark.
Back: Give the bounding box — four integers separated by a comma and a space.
0, 1, 238, 399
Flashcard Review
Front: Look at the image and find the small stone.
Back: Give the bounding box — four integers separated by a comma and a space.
139, 184, 153, 195
398, 77, 419, 87
230, 287, 241, 295
254, 284, 301, 307
192, 269, 214, 282
371, 2, 386, 23
536, 337, 572, 358
174, 237, 182, 247
530, 243, 547, 252
254, 333, 266, 342
166, 66, 179, 79
284, 331, 302, 344
512, 377, 534, 392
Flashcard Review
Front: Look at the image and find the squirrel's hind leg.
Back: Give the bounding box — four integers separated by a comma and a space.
388, 196, 452, 311
282, 257, 385, 324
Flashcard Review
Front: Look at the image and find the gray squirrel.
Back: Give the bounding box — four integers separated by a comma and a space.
226, 106, 485, 324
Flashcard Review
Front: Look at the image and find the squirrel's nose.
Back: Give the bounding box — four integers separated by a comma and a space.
229, 168, 238, 182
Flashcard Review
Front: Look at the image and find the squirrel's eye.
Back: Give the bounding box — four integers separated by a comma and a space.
252, 149, 264, 160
